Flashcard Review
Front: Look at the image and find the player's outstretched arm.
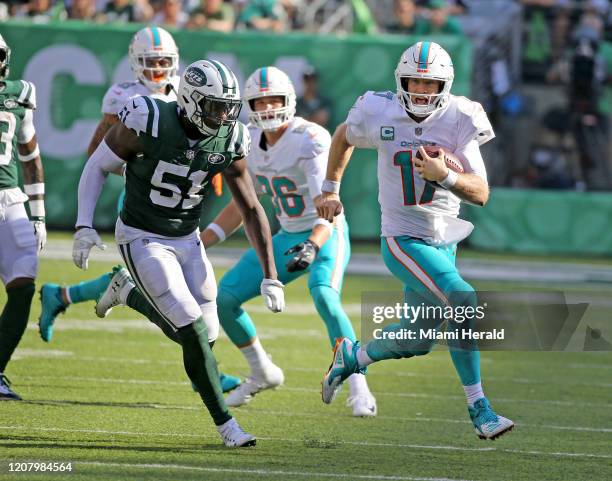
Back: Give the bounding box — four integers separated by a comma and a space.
73, 122, 138, 269
223, 157, 284, 312
318, 123, 355, 222
19, 134, 46, 252
200, 199, 244, 248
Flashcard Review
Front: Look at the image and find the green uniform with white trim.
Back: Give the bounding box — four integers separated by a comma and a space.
0, 80, 36, 189
118, 95, 249, 237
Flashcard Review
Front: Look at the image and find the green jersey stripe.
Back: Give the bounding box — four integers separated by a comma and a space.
142, 96, 156, 137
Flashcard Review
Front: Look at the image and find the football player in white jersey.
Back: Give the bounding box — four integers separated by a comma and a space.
200, 66, 377, 416
318, 41, 514, 439
37, 26, 240, 393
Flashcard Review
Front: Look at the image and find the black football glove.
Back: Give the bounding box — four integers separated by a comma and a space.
285, 239, 320, 272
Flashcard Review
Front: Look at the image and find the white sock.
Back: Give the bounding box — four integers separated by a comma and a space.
463, 382, 484, 406
348, 373, 370, 396
119, 282, 134, 305
356, 346, 374, 368
240, 338, 270, 376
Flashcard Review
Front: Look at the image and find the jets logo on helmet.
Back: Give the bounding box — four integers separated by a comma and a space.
177, 59, 242, 138
129, 26, 179, 92
244, 66, 296, 132
395, 41, 454, 117
0, 33, 11, 80
184, 67, 207, 87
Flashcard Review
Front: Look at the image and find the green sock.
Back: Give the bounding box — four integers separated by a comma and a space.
126, 288, 180, 344
177, 317, 231, 426
0, 283, 35, 372
67, 273, 111, 304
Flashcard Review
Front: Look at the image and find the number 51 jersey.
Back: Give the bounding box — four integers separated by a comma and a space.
345, 91, 494, 245
118, 96, 250, 238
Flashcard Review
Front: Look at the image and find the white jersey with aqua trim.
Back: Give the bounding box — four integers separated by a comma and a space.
345, 90, 494, 245
101, 76, 179, 115
247, 117, 331, 233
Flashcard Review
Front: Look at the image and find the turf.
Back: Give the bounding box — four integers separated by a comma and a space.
0, 253, 611, 481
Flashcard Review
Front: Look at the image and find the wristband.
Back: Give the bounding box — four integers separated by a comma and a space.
321, 179, 340, 194
24, 183, 45, 196
313, 217, 333, 235
438, 170, 459, 190
29, 199, 45, 218
206, 222, 226, 242
18, 144, 40, 162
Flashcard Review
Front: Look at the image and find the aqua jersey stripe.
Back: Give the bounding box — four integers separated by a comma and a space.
150, 26, 161, 47
142, 96, 155, 136
209, 59, 229, 94
260, 67, 268, 90
418, 41, 431, 72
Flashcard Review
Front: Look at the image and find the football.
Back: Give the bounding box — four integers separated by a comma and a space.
416, 146, 465, 173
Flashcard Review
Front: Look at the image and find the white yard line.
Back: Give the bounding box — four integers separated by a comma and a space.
1, 425, 610, 460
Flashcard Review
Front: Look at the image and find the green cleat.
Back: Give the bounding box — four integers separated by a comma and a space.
469, 397, 515, 440
38, 284, 67, 343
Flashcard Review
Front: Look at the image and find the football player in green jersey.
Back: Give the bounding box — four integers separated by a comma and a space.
73, 59, 284, 447
0, 34, 47, 400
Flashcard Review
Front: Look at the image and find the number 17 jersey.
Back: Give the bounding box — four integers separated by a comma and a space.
345, 91, 494, 244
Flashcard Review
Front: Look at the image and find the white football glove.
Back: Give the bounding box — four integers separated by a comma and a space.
72, 227, 106, 270
31, 219, 46, 252
261, 278, 285, 313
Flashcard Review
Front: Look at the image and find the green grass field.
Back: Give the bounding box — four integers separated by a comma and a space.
1, 247, 611, 481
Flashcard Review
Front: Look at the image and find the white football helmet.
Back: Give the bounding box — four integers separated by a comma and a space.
129, 26, 178, 92
177, 59, 242, 137
244, 66, 296, 131
395, 41, 454, 117
0, 34, 10, 80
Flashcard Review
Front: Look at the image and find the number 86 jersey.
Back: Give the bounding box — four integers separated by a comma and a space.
345, 91, 494, 244
247, 117, 331, 233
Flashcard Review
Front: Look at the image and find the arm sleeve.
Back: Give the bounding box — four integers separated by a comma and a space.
17, 109, 36, 144
76, 139, 127, 227
345, 94, 377, 149
455, 139, 488, 182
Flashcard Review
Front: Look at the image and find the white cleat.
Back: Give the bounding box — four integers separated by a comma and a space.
216, 418, 256, 447
347, 393, 377, 417
469, 397, 515, 440
225, 362, 284, 407
95, 265, 135, 318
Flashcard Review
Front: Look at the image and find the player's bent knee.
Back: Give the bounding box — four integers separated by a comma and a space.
216, 288, 242, 316
200, 302, 220, 343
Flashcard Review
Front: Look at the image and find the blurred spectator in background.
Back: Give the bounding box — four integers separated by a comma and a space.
97, 0, 153, 22
237, 0, 285, 32
187, 0, 235, 31
387, 0, 420, 34
13, 0, 67, 21
153, 0, 188, 28
67, 0, 97, 19
296, 66, 332, 128
414, 0, 462, 35
415, 0, 466, 16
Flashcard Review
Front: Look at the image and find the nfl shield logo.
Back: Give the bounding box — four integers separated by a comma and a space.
415, 127, 423, 136
186, 150, 195, 160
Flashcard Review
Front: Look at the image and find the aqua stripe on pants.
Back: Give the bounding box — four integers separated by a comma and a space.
364, 236, 481, 386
